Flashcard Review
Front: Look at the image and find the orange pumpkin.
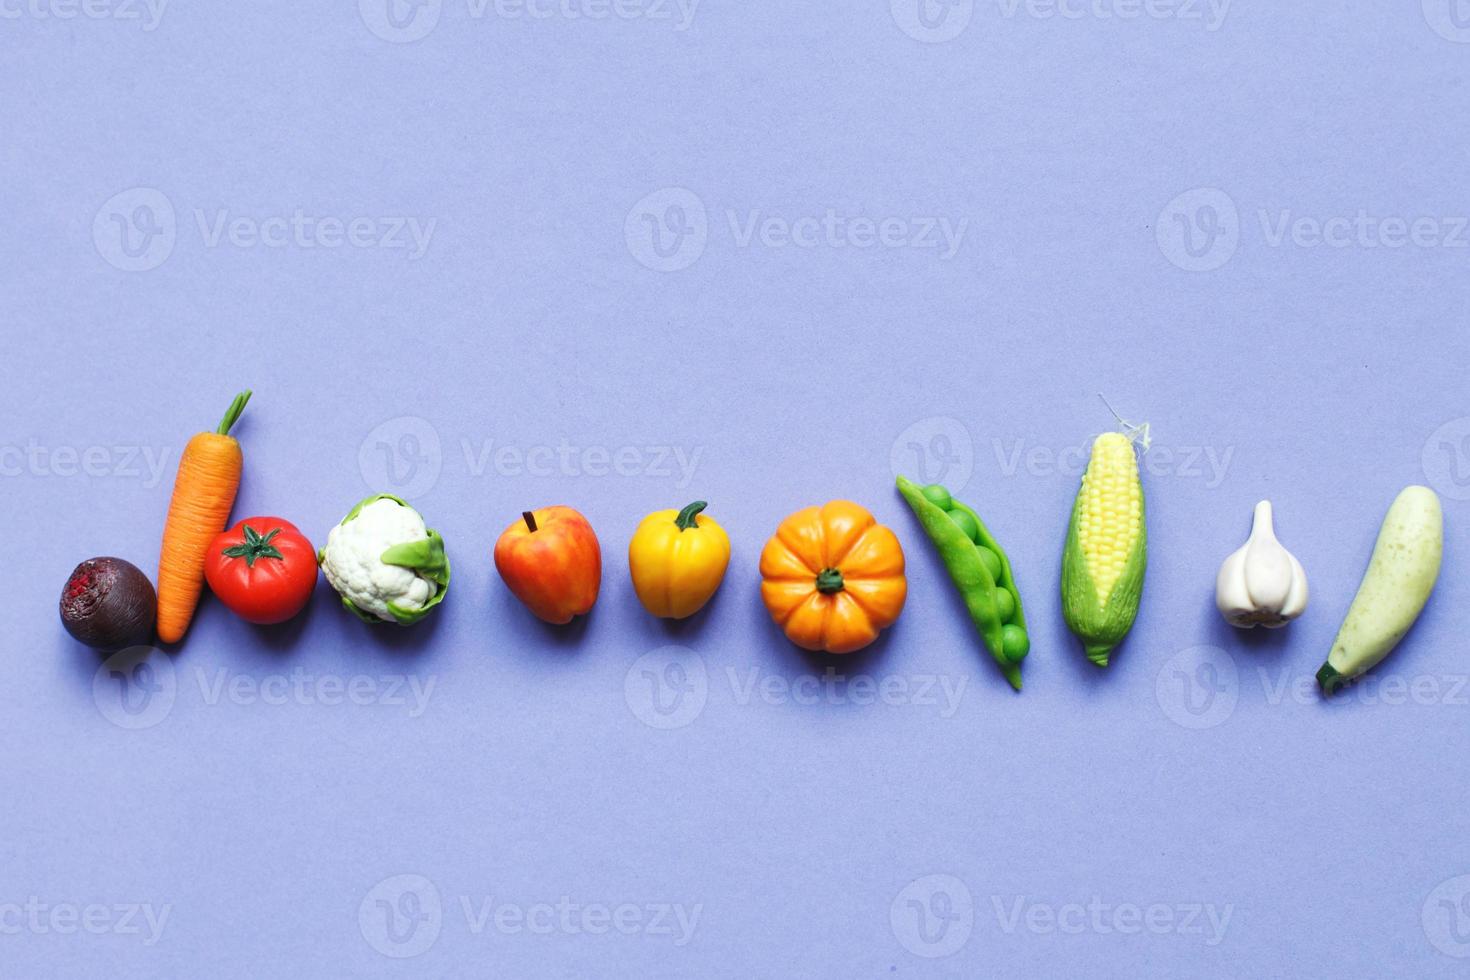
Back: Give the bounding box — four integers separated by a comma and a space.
759, 500, 907, 654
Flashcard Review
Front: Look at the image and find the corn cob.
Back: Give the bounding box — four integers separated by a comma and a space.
1061, 432, 1147, 666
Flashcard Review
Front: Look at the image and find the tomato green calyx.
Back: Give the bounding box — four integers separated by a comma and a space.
215, 390, 252, 436
522, 511, 538, 533
675, 501, 707, 531
815, 568, 845, 594
222, 524, 285, 567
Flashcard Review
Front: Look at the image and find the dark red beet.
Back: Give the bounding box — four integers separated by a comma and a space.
59, 557, 156, 652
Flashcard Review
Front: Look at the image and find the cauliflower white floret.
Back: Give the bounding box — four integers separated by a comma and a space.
321, 498, 439, 622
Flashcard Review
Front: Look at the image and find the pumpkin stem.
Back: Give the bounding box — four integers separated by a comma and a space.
815, 568, 845, 594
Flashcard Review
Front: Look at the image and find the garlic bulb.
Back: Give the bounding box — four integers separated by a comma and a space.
1215, 500, 1308, 628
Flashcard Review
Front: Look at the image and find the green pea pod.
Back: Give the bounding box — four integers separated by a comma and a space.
897, 476, 1030, 690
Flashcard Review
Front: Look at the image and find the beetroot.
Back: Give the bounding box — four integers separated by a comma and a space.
60, 557, 156, 652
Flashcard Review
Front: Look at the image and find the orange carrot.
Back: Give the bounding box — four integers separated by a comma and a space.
156, 391, 251, 643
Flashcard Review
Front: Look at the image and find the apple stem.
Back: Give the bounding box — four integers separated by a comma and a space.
522, 511, 538, 533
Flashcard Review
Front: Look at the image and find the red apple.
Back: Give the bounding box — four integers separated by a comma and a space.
494, 506, 601, 624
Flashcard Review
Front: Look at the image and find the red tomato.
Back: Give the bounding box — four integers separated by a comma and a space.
204, 517, 317, 625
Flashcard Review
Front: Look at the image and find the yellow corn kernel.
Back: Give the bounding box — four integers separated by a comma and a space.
1075, 432, 1143, 603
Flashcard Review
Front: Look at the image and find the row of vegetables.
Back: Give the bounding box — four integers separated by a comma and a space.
58, 393, 1446, 696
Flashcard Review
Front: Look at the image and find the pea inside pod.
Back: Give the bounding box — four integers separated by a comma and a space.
897, 476, 1031, 689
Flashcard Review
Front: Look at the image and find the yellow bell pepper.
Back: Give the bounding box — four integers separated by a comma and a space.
628, 501, 731, 619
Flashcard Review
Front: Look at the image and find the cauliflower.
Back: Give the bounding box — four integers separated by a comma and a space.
320, 495, 450, 625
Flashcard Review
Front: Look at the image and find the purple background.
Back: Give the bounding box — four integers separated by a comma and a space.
5, 2, 1470, 976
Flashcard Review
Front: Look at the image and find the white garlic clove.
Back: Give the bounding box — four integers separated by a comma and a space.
1216, 500, 1309, 629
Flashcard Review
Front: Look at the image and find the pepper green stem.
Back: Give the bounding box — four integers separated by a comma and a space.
216, 390, 252, 436
1316, 663, 1346, 696
522, 511, 538, 533
815, 568, 844, 594
675, 501, 708, 531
